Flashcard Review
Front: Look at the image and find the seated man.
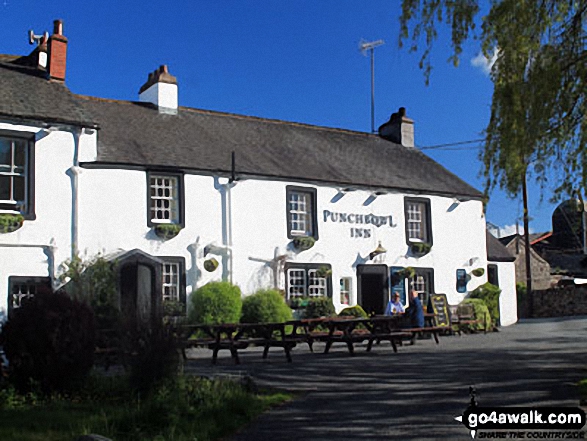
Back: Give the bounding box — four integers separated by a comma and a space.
384, 293, 405, 315
405, 289, 425, 328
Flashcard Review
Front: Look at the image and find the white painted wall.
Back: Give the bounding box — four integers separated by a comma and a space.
139, 82, 178, 112
495, 260, 517, 326
0, 122, 97, 317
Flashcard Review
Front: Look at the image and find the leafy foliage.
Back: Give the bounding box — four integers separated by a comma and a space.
462, 298, 492, 332
0, 289, 95, 393
338, 305, 368, 318
400, 0, 587, 200
292, 236, 315, 251
241, 289, 293, 324
188, 281, 242, 325
470, 282, 501, 325
0, 214, 24, 234
303, 297, 335, 319
154, 223, 182, 239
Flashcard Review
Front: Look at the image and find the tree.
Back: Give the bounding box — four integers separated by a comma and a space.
400, 0, 587, 199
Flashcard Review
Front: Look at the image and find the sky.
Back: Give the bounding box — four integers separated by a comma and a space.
0, 0, 561, 235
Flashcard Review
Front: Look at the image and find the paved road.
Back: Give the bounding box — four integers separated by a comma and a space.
184, 317, 587, 441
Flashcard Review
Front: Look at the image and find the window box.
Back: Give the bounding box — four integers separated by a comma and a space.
409, 241, 432, 257
154, 223, 182, 240
293, 235, 315, 251
0, 213, 24, 234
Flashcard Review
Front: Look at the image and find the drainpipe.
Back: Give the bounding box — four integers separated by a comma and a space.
215, 176, 236, 283
67, 128, 83, 259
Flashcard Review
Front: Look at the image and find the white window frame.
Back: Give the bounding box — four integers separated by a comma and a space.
0, 137, 30, 214
286, 265, 330, 300
289, 191, 313, 236
339, 277, 352, 305
162, 261, 181, 303
406, 201, 427, 242
149, 174, 180, 224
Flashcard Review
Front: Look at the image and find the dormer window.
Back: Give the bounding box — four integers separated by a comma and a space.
147, 172, 184, 226
0, 135, 34, 218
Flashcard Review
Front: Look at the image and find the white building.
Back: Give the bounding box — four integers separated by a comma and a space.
0, 20, 517, 324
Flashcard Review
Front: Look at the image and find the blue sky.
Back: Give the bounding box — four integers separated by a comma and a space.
1, 1, 560, 235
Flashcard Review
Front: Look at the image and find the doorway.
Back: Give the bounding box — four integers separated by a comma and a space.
357, 265, 389, 315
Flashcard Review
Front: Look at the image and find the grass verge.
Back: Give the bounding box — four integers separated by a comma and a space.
0, 374, 290, 441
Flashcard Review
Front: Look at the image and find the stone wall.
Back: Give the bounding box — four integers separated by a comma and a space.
524, 286, 587, 318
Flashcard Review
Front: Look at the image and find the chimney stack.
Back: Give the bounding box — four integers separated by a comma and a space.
48, 19, 68, 81
139, 65, 178, 114
378, 107, 415, 147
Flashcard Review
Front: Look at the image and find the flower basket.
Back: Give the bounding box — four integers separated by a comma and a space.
472, 268, 485, 277
0, 214, 24, 234
292, 236, 315, 251
316, 266, 332, 278
204, 258, 219, 272
410, 242, 431, 257
154, 224, 182, 239
397, 266, 416, 279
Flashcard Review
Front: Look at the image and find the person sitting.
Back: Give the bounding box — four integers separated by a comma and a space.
384, 293, 405, 315
405, 289, 425, 328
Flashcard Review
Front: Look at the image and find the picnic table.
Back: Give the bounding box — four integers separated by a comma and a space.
177, 322, 297, 364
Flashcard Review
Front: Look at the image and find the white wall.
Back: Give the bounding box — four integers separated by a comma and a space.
0, 122, 95, 316
495, 260, 517, 326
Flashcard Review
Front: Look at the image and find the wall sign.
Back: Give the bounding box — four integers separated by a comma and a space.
323, 209, 395, 239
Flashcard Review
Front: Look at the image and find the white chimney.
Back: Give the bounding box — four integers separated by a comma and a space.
138, 65, 178, 114
378, 107, 415, 147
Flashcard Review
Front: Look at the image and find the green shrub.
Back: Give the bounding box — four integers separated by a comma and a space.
303, 297, 335, 319
338, 305, 368, 318
470, 282, 501, 325
188, 281, 242, 325
462, 298, 491, 332
0, 289, 96, 393
241, 289, 293, 323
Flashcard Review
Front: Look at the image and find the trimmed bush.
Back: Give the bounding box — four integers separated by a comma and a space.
0, 288, 96, 393
462, 298, 491, 332
470, 282, 501, 325
338, 305, 368, 318
303, 297, 335, 319
188, 281, 242, 325
241, 289, 292, 324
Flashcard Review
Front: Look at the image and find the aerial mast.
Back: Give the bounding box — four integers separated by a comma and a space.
359, 39, 385, 133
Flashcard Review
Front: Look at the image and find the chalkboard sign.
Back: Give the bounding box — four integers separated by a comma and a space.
428, 293, 450, 327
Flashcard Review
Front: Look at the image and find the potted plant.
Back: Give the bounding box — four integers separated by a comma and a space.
0, 214, 24, 234
292, 236, 315, 251
154, 223, 182, 239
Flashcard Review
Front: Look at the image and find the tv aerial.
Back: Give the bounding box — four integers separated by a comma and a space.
359, 39, 385, 134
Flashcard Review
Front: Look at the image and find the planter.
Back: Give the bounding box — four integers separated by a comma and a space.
0, 214, 24, 234
292, 236, 315, 251
472, 268, 485, 277
204, 258, 219, 272
154, 224, 182, 239
316, 266, 332, 278
410, 242, 431, 257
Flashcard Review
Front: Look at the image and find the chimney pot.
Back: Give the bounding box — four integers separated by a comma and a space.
53, 19, 63, 35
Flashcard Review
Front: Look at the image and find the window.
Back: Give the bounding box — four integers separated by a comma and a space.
285, 263, 331, 300
339, 277, 351, 305
0, 135, 34, 218
160, 257, 186, 314
488, 264, 499, 287
456, 269, 467, 293
147, 173, 184, 226
404, 198, 432, 244
286, 186, 318, 239
7, 276, 51, 315
409, 268, 434, 307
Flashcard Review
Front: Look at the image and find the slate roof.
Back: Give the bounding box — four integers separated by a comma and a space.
486, 231, 515, 262
77, 96, 483, 198
0, 54, 482, 198
0, 58, 96, 127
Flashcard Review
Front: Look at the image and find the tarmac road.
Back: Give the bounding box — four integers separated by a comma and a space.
184, 316, 587, 441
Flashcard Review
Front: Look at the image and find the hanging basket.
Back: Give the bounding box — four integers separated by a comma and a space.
154, 224, 182, 240
293, 236, 315, 251
204, 258, 219, 272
